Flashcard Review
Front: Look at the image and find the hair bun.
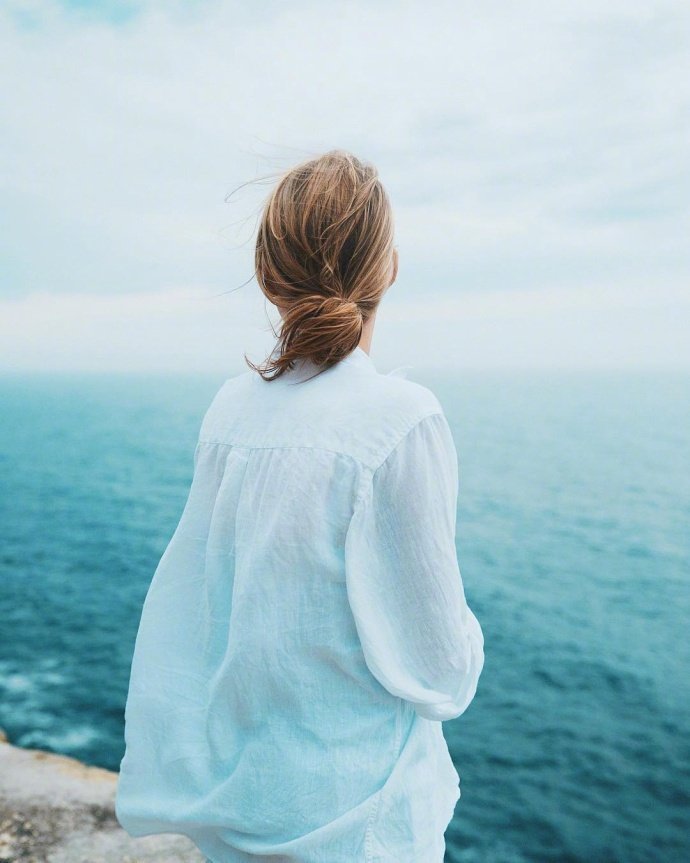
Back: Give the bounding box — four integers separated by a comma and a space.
324, 295, 362, 322
279, 292, 364, 367
337, 298, 362, 319
298, 293, 362, 322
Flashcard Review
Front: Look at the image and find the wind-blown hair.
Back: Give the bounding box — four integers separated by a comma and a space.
246, 149, 395, 381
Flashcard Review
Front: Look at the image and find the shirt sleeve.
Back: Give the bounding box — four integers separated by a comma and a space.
344, 411, 485, 721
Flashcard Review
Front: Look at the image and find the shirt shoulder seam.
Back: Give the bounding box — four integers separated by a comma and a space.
351, 409, 447, 507
373, 409, 446, 475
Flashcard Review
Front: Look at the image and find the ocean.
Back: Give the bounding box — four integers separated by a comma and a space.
1, 369, 688, 862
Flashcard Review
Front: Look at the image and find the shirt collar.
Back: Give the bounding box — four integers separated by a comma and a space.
339, 345, 378, 374
281, 344, 377, 384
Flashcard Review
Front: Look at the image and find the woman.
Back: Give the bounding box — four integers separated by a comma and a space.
115, 149, 485, 862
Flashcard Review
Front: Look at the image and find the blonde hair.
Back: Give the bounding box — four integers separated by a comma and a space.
245, 149, 395, 381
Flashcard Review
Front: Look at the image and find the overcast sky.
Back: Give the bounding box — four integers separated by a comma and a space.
1, 0, 688, 373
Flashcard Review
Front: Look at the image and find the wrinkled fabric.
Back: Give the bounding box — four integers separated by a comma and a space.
115, 345, 484, 863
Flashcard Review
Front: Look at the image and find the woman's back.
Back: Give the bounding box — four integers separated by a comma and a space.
116, 346, 484, 862
116, 149, 484, 862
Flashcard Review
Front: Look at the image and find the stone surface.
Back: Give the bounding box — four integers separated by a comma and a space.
0, 727, 204, 862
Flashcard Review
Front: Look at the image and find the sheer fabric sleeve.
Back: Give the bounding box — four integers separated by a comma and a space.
344, 411, 484, 721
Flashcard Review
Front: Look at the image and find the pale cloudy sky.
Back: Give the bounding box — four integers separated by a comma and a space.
1, 0, 688, 373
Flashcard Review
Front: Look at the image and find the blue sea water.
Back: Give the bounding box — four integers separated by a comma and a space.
0, 369, 688, 863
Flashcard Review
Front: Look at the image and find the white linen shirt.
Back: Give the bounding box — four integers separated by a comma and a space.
115, 345, 485, 863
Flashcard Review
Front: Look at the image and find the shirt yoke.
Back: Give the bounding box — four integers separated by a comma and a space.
198, 366, 445, 473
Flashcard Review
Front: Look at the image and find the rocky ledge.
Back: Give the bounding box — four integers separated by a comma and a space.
0, 727, 203, 862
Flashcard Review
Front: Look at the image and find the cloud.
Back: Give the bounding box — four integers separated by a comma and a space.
1, 0, 688, 369
0, 283, 273, 373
